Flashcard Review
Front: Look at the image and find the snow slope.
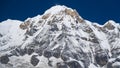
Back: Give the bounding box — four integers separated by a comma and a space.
0, 19, 26, 54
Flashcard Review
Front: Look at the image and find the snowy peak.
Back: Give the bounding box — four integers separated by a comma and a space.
19, 5, 84, 32
103, 20, 117, 30
42, 5, 83, 22
0, 5, 120, 68
44, 5, 68, 15
19, 5, 85, 35
44, 5, 76, 15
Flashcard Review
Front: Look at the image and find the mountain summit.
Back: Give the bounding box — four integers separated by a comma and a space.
0, 5, 120, 68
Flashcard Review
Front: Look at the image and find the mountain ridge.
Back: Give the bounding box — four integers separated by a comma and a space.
0, 5, 120, 68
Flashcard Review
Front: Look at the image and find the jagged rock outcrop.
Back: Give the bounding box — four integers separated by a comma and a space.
57, 62, 68, 68
0, 55, 9, 64
95, 51, 109, 66
30, 55, 39, 66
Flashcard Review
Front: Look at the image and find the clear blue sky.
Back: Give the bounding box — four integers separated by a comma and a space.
0, 0, 120, 24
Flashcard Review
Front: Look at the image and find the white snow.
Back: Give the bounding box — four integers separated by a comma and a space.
0, 5, 120, 68
89, 63, 98, 68
44, 5, 73, 15
85, 20, 111, 51
112, 62, 120, 67
0, 19, 23, 35
104, 20, 118, 26
0, 19, 26, 51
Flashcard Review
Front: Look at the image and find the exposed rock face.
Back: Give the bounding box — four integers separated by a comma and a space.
53, 51, 61, 58
35, 49, 43, 56
19, 20, 30, 30
15, 48, 27, 56
67, 61, 82, 68
43, 50, 53, 58
27, 48, 34, 55
111, 48, 120, 58
0, 33, 2, 37
30, 55, 39, 66
95, 51, 109, 66
0, 55, 9, 64
42, 13, 51, 19
57, 62, 68, 68
0, 5, 120, 68
104, 21, 115, 30
65, 9, 84, 23
61, 54, 70, 61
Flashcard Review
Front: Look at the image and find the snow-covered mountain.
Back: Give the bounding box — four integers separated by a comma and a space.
0, 5, 120, 68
